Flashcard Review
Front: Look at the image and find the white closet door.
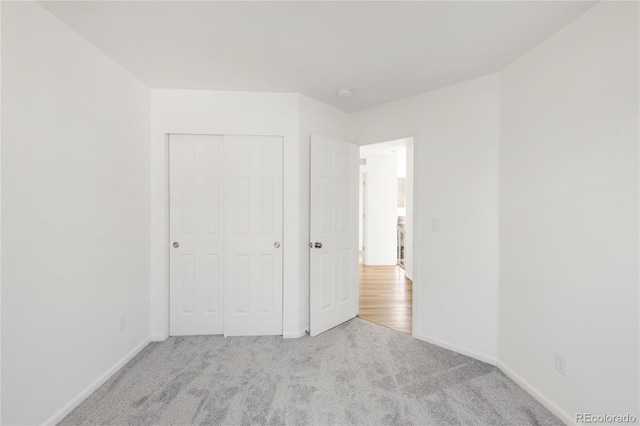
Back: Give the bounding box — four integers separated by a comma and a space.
223, 135, 283, 336
169, 134, 224, 335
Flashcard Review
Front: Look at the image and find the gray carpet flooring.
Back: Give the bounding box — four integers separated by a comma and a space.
60, 318, 562, 425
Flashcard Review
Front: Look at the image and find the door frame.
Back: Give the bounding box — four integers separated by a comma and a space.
356, 137, 418, 337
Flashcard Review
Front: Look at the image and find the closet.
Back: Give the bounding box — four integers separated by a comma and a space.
168, 134, 283, 336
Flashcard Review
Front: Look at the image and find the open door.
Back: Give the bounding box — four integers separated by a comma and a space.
309, 134, 359, 336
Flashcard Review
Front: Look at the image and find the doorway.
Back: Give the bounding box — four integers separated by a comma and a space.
357, 138, 414, 334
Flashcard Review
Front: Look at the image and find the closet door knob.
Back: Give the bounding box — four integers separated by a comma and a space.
173, 242, 180, 248
314, 242, 323, 248
274, 242, 281, 248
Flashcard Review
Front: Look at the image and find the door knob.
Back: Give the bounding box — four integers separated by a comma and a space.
314, 242, 323, 248
274, 242, 281, 248
173, 242, 180, 248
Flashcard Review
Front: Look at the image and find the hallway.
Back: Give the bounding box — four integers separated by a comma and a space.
358, 264, 413, 335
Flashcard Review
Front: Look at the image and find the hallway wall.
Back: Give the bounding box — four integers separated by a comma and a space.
361, 155, 398, 266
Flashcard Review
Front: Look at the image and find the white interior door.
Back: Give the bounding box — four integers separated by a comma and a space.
169, 134, 224, 335
309, 134, 359, 336
223, 135, 283, 336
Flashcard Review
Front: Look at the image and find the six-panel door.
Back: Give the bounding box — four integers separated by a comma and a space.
309, 134, 359, 337
169, 134, 225, 335
223, 135, 283, 336
169, 134, 283, 336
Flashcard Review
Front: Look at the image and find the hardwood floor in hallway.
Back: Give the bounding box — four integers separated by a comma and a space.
358, 263, 413, 335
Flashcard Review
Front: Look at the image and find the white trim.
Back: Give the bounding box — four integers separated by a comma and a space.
150, 334, 168, 342
42, 337, 151, 426
497, 361, 574, 426
409, 138, 419, 345
413, 331, 574, 425
404, 272, 413, 280
361, 262, 397, 266
414, 332, 497, 366
283, 330, 306, 339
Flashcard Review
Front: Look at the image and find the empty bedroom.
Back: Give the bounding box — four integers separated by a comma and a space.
1, 1, 638, 425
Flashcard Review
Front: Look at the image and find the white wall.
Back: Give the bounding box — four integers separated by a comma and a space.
362, 156, 398, 266
349, 96, 419, 146
350, 73, 501, 363
415, 75, 500, 362
1, 2, 151, 425
499, 1, 639, 422
298, 95, 349, 332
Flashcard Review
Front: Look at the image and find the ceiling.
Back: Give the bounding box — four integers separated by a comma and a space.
39, 1, 596, 113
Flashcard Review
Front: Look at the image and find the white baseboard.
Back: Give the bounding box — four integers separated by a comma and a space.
42, 337, 151, 426
414, 332, 497, 366
150, 334, 168, 342
414, 334, 572, 424
497, 361, 574, 426
404, 272, 413, 280
283, 330, 306, 339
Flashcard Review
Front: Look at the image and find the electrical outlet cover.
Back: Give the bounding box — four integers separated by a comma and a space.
555, 351, 567, 376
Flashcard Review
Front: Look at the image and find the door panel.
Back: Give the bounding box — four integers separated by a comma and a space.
310, 134, 359, 336
224, 135, 283, 336
169, 134, 224, 335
